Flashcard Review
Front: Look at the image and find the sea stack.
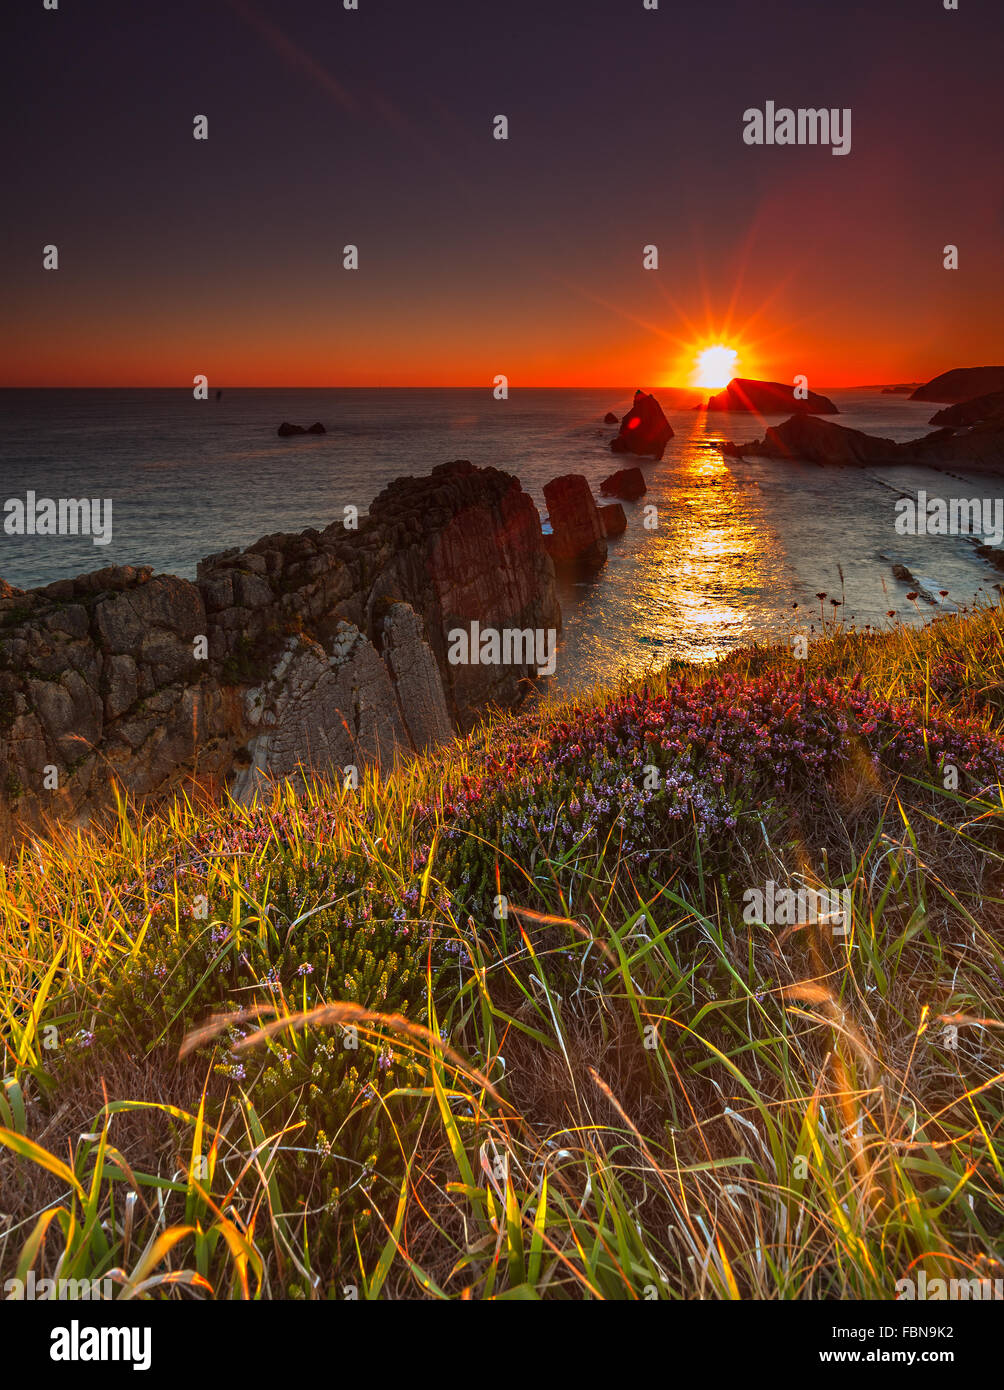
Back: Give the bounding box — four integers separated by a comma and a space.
600, 466, 647, 501
543, 474, 608, 570
598, 503, 627, 537
610, 390, 674, 459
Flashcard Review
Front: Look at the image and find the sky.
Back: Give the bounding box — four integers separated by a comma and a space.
2, 0, 1002, 388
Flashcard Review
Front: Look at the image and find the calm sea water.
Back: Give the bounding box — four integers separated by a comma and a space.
1, 387, 1001, 693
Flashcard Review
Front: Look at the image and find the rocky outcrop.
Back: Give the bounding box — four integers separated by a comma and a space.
598, 503, 627, 537
360, 463, 560, 727
720, 413, 1004, 472
705, 378, 838, 415
603, 411, 619, 424
600, 467, 647, 501
889, 564, 936, 604
610, 391, 674, 459
543, 474, 607, 571
929, 391, 1004, 427
910, 367, 1004, 404
233, 625, 409, 804
975, 543, 1004, 572
277, 421, 327, 437
722, 415, 897, 464
0, 567, 242, 838
0, 461, 559, 839
380, 602, 453, 752
232, 600, 452, 805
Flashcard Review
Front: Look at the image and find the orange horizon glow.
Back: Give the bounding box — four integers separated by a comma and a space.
3, 264, 992, 391
0, 319, 988, 392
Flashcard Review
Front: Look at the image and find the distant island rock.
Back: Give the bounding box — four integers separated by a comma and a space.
910, 367, 1004, 404
881, 385, 916, 394
603, 411, 619, 424
277, 421, 327, 437
704, 378, 838, 415
600, 466, 647, 501
610, 390, 674, 459
720, 410, 1004, 472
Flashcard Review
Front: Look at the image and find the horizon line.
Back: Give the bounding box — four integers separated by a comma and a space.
0, 381, 917, 392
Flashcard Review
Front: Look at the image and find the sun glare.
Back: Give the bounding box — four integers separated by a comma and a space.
694, 345, 738, 389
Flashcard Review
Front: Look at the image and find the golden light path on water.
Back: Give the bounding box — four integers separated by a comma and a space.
553, 412, 794, 693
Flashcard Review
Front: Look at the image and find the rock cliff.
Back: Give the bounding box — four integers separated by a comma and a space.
0, 462, 559, 838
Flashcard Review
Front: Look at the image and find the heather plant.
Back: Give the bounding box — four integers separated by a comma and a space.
430, 670, 1004, 960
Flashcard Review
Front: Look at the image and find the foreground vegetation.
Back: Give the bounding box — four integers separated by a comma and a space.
2, 602, 1003, 1299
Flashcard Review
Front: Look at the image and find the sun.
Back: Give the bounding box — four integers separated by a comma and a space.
694, 345, 739, 390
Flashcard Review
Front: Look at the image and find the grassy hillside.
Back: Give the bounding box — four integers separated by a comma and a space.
2, 603, 1003, 1300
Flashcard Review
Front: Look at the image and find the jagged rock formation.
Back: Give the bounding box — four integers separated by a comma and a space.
543, 474, 608, 570
380, 603, 453, 751
720, 413, 1004, 472
705, 378, 838, 415
232, 625, 408, 804
231, 605, 449, 805
603, 411, 619, 424
910, 367, 1004, 404
0, 461, 559, 838
600, 467, 647, 501
610, 391, 674, 459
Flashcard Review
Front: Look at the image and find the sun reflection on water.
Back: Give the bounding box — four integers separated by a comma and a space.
554, 415, 790, 692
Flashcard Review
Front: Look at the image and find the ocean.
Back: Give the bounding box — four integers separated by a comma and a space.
1, 387, 1001, 694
